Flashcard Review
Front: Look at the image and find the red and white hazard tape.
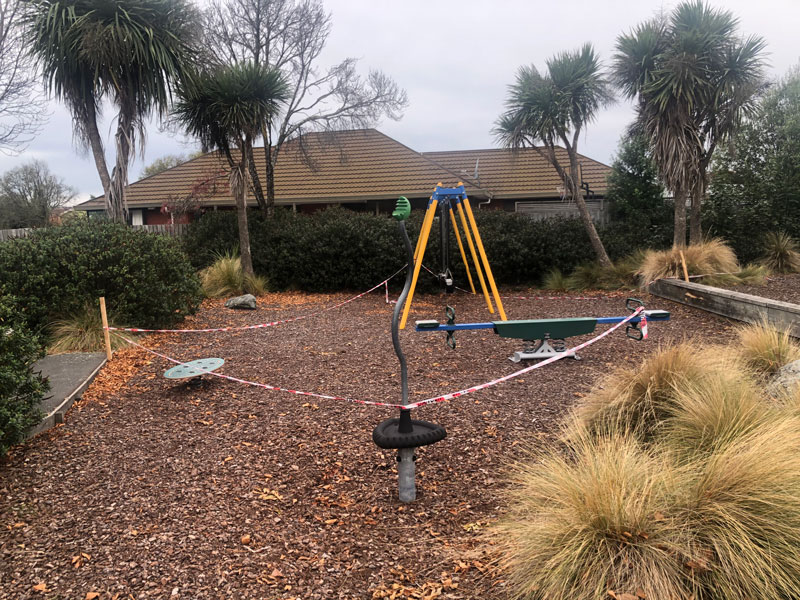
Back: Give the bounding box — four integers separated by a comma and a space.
107, 265, 407, 334
111, 307, 643, 410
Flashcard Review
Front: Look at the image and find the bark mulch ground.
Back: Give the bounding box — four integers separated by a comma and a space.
1, 289, 738, 600
720, 273, 800, 305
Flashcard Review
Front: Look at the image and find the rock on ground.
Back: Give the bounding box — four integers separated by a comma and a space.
224, 294, 257, 310
766, 359, 800, 397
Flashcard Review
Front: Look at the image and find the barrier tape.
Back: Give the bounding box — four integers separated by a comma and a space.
111, 307, 643, 410
107, 265, 407, 334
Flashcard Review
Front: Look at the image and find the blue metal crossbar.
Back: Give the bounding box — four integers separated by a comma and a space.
415, 310, 670, 335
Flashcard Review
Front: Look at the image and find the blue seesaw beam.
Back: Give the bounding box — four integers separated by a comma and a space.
415, 309, 670, 336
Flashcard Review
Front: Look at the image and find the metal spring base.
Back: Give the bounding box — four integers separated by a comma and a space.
509, 336, 580, 363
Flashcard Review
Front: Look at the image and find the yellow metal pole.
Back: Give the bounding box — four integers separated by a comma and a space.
99, 296, 112, 361
413, 187, 439, 263
449, 207, 476, 293
456, 199, 494, 313
400, 200, 437, 329
462, 197, 507, 321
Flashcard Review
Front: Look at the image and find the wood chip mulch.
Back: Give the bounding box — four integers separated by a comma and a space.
1, 289, 737, 600
723, 273, 800, 305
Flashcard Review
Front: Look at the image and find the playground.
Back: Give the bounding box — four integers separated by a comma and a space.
0, 285, 738, 599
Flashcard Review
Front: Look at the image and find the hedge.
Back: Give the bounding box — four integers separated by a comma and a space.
0, 220, 203, 333
0, 294, 47, 455
184, 207, 610, 291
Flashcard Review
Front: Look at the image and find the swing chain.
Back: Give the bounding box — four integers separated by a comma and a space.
445, 305, 456, 349
625, 297, 645, 340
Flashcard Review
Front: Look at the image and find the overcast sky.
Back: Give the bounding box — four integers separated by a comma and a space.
1, 0, 798, 203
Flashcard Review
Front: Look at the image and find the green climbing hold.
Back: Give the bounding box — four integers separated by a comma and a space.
393, 196, 411, 221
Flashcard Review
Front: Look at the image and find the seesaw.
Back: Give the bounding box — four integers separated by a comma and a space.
415, 299, 670, 362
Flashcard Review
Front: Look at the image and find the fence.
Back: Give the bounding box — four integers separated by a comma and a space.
0, 228, 31, 242
0, 223, 188, 241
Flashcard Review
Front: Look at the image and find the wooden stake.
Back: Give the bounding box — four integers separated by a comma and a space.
679, 251, 690, 282
99, 297, 112, 361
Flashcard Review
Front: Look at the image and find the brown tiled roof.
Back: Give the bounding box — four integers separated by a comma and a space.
75, 129, 611, 210
77, 129, 482, 210
423, 147, 611, 199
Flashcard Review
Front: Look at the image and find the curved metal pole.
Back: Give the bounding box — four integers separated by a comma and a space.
392, 220, 415, 406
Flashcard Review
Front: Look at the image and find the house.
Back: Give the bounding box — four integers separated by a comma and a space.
74, 129, 612, 224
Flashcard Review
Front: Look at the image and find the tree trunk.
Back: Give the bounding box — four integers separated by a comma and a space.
688, 176, 706, 245
567, 155, 611, 267
247, 153, 267, 212
236, 147, 254, 276
83, 102, 112, 214
673, 189, 688, 247
108, 107, 133, 223
265, 143, 276, 217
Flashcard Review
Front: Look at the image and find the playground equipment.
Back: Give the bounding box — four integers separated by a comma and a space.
373, 197, 446, 502
416, 299, 670, 362
164, 357, 225, 386
399, 183, 507, 329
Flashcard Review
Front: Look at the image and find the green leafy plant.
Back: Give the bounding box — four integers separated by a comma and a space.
0, 220, 202, 334
0, 294, 47, 455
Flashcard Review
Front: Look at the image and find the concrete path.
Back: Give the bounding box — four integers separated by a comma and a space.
28, 352, 106, 437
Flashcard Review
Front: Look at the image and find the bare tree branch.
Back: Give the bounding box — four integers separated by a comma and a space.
205, 0, 408, 211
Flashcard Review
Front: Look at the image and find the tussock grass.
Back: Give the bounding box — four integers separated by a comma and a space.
541, 268, 568, 291
735, 320, 800, 376
498, 435, 689, 600
504, 328, 800, 600
48, 303, 131, 353
200, 252, 268, 298
678, 419, 800, 599
760, 231, 800, 274
638, 239, 739, 287
570, 344, 740, 443
562, 253, 643, 291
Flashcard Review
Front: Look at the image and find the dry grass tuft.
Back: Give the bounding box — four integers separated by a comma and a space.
735, 320, 800, 377
677, 418, 800, 599
638, 239, 739, 287
200, 252, 268, 298
49, 303, 131, 353
570, 344, 740, 443
498, 435, 689, 600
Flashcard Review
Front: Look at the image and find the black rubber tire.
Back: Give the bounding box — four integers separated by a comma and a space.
372, 417, 447, 449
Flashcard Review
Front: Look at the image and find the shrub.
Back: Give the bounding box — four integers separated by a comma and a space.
0, 294, 47, 455
638, 239, 739, 286
0, 220, 202, 333
498, 434, 689, 600
48, 302, 132, 353
200, 251, 268, 298
541, 268, 568, 291
760, 231, 800, 274
735, 320, 800, 376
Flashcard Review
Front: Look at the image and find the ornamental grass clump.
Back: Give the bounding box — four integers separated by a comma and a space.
677, 418, 800, 600
498, 435, 689, 600
201, 252, 268, 298
503, 333, 800, 599
48, 303, 132, 353
735, 320, 800, 377
760, 231, 800, 274
637, 239, 739, 287
571, 344, 739, 443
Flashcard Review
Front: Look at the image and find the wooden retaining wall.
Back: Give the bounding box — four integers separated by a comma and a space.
648, 278, 800, 337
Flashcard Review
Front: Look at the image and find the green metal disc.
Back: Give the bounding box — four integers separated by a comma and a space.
164, 358, 225, 379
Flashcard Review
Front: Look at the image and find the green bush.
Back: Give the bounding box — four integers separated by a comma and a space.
0, 294, 47, 455
0, 220, 202, 333
184, 208, 601, 291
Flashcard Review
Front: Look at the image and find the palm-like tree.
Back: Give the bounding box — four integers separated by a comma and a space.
613, 0, 766, 246
173, 62, 287, 275
496, 44, 614, 267
26, 0, 201, 222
